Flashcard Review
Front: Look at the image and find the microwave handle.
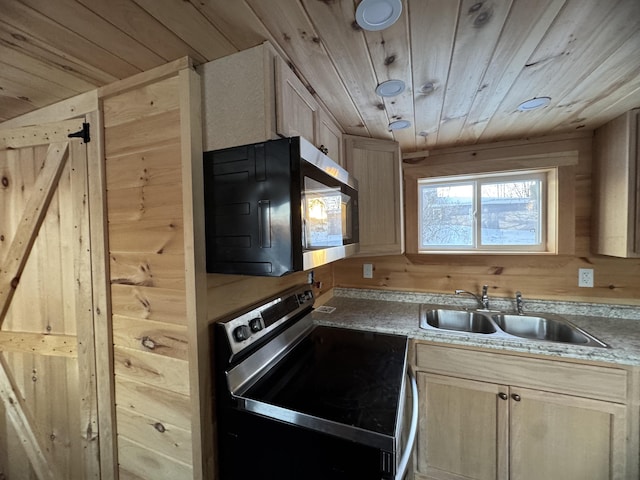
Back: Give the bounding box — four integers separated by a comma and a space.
258, 200, 271, 248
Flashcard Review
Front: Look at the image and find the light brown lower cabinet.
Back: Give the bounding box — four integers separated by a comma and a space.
414, 344, 632, 480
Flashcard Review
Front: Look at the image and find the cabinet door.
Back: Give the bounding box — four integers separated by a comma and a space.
275, 56, 318, 142
509, 387, 627, 480
344, 135, 404, 256
593, 108, 640, 257
317, 108, 343, 165
416, 373, 508, 480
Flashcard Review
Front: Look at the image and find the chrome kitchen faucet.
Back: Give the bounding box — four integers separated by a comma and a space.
455, 285, 489, 310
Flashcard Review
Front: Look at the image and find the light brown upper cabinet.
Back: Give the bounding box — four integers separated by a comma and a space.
344, 135, 404, 256
198, 42, 343, 165
275, 55, 318, 145
317, 107, 344, 166
593, 108, 640, 257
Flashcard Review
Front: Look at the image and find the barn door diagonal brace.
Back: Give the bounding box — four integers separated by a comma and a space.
0, 354, 60, 480
0, 142, 70, 326
67, 122, 90, 143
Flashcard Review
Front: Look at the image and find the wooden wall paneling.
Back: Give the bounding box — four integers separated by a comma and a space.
207, 263, 334, 322
187, 0, 275, 52
107, 182, 184, 223
107, 219, 185, 255
131, 0, 236, 60
110, 284, 187, 326
408, 0, 460, 149
340, 132, 640, 304
300, 0, 392, 140
104, 109, 181, 157
102, 75, 180, 129
459, 0, 567, 143
435, 0, 513, 146
0, 61, 75, 108
0, 42, 99, 95
103, 67, 201, 477
112, 315, 188, 361
358, 0, 415, 147
115, 377, 192, 431
114, 346, 190, 396
178, 67, 210, 479
117, 436, 193, 479
20, 0, 165, 71
0, 90, 99, 130
0, 0, 140, 80
547, 29, 640, 133
0, 20, 116, 88
116, 406, 192, 465
77, 0, 207, 64
482, 1, 638, 141
105, 142, 182, 190
110, 252, 186, 290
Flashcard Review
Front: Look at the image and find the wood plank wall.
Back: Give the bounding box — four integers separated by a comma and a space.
334, 132, 640, 306
103, 75, 194, 478
207, 266, 334, 323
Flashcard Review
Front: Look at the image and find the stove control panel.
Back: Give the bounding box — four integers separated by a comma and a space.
220, 285, 314, 355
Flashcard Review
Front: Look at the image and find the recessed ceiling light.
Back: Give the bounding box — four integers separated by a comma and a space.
355, 0, 403, 31
517, 97, 551, 111
375, 79, 405, 97
388, 119, 411, 130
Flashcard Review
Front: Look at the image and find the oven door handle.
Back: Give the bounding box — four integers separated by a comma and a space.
396, 367, 418, 480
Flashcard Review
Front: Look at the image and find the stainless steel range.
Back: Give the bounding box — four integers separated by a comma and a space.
211, 284, 417, 480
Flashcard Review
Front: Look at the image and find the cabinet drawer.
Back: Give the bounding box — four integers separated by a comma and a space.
415, 343, 627, 403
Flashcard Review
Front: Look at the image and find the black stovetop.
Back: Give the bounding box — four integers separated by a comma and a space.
243, 325, 408, 436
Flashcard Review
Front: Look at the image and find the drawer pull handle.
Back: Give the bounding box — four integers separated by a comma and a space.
498, 392, 508, 400
511, 393, 522, 402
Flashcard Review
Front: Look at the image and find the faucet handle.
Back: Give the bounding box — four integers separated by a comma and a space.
515, 291, 524, 314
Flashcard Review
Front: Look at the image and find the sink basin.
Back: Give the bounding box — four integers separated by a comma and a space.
490, 313, 607, 347
418, 304, 607, 348
420, 307, 496, 334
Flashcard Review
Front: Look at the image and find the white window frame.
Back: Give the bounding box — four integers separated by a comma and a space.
417, 169, 553, 254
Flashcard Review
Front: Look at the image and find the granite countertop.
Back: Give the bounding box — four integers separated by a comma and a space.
310, 288, 640, 367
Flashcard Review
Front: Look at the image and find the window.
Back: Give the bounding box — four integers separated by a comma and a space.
418, 170, 550, 253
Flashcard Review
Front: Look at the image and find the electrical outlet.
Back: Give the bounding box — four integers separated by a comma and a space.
578, 268, 594, 288
363, 263, 373, 279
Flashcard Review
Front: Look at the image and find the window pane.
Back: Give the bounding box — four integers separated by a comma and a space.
480, 180, 541, 245
420, 183, 474, 247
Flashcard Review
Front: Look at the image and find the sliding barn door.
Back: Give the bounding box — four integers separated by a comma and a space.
0, 118, 102, 479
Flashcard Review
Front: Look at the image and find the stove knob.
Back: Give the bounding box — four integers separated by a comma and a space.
249, 318, 263, 333
233, 325, 251, 342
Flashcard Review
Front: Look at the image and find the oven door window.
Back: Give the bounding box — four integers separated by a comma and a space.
302, 177, 354, 249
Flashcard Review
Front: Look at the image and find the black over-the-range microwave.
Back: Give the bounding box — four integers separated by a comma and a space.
202, 137, 359, 276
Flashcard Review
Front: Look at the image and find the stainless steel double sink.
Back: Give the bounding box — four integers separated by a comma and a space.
419, 305, 608, 348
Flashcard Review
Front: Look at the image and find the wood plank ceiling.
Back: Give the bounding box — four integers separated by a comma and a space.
0, 0, 639, 152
